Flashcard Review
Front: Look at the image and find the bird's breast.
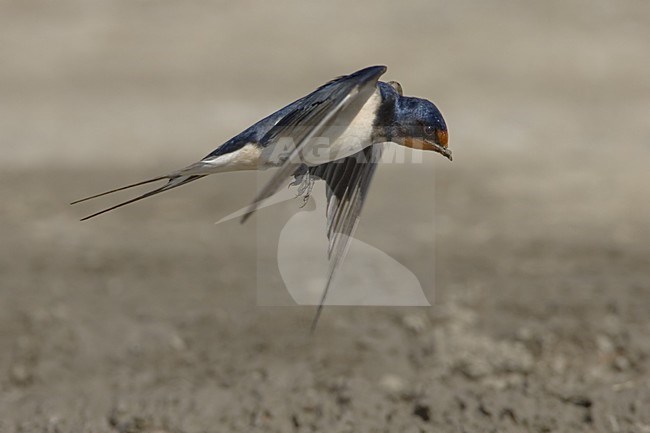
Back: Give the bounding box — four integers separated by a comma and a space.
302, 89, 381, 165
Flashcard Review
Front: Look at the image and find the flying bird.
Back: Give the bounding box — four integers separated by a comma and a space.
72, 65, 451, 330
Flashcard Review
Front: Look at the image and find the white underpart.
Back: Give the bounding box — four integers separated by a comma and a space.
197, 88, 381, 172
200, 143, 263, 172
301, 88, 381, 166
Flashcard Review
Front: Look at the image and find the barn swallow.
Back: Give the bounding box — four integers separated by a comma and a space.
72, 65, 451, 331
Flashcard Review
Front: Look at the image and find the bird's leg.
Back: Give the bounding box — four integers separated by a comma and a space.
289, 172, 316, 207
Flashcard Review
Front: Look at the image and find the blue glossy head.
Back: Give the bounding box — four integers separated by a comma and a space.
393, 95, 450, 160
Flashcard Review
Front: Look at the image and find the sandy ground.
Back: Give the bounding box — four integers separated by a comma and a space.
1, 1, 650, 432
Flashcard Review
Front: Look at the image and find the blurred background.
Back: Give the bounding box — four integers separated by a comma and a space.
1, 1, 649, 432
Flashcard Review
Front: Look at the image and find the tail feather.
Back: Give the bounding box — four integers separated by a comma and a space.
70, 176, 167, 205
75, 175, 205, 221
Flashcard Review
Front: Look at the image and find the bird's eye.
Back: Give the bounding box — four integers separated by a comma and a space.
423, 125, 436, 136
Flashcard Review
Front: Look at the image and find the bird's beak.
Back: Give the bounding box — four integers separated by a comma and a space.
403, 130, 452, 161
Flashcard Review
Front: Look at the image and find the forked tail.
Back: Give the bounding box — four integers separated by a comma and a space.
71, 174, 205, 221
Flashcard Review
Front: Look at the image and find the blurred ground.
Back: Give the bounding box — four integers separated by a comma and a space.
1, 1, 650, 432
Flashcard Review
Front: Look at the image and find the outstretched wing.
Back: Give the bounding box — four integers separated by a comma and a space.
240, 65, 387, 223
305, 144, 384, 331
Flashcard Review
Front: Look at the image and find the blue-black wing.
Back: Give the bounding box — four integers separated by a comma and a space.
240, 65, 387, 223
303, 144, 384, 331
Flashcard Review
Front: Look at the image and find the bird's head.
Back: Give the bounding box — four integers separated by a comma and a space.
393, 96, 451, 160
378, 82, 451, 161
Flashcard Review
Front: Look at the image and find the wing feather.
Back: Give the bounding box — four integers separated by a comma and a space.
306, 144, 384, 331
240, 66, 387, 223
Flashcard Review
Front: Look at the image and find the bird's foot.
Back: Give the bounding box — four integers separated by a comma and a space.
290, 173, 316, 207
